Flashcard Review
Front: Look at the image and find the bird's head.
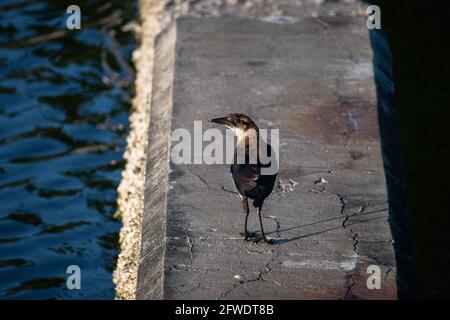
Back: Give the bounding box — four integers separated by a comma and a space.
209, 113, 258, 139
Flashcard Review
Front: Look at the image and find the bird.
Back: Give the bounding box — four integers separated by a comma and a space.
209, 113, 278, 244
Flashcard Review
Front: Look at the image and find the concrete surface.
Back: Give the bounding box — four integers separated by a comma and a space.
137, 16, 397, 299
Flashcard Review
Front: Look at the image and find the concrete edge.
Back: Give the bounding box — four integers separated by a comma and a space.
113, 0, 168, 299
136, 21, 176, 300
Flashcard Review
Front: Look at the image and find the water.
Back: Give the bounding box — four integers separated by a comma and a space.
0, 0, 136, 299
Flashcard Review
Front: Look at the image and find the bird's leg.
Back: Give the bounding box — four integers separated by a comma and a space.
257, 205, 273, 244
242, 197, 250, 241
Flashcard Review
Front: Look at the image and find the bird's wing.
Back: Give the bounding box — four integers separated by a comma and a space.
231, 164, 265, 199
231, 138, 277, 199
231, 162, 260, 195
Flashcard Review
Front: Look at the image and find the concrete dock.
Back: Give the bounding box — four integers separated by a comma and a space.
136, 16, 397, 299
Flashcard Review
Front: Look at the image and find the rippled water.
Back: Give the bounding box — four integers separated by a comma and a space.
0, 0, 136, 299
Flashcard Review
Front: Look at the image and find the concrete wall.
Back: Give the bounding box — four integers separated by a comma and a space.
136, 23, 177, 299
137, 16, 398, 300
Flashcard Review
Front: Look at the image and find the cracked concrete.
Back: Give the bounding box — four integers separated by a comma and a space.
217, 252, 278, 300
136, 15, 397, 299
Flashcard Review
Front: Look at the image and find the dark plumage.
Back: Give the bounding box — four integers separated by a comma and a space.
210, 113, 277, 244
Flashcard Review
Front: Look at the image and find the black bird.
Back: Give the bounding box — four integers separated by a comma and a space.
209, 113, 278, 244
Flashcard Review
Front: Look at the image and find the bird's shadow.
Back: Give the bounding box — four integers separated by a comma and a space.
248, 208, 387, 245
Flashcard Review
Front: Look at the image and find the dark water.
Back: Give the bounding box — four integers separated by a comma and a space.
0, 0, 136, 299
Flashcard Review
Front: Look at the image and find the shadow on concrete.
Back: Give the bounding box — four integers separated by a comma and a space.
367, 0, 450, 299
369, 26, 416, 299
259, 208, 388, 244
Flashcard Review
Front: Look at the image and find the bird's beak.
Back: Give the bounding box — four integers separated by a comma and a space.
209, 117, 229, 125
